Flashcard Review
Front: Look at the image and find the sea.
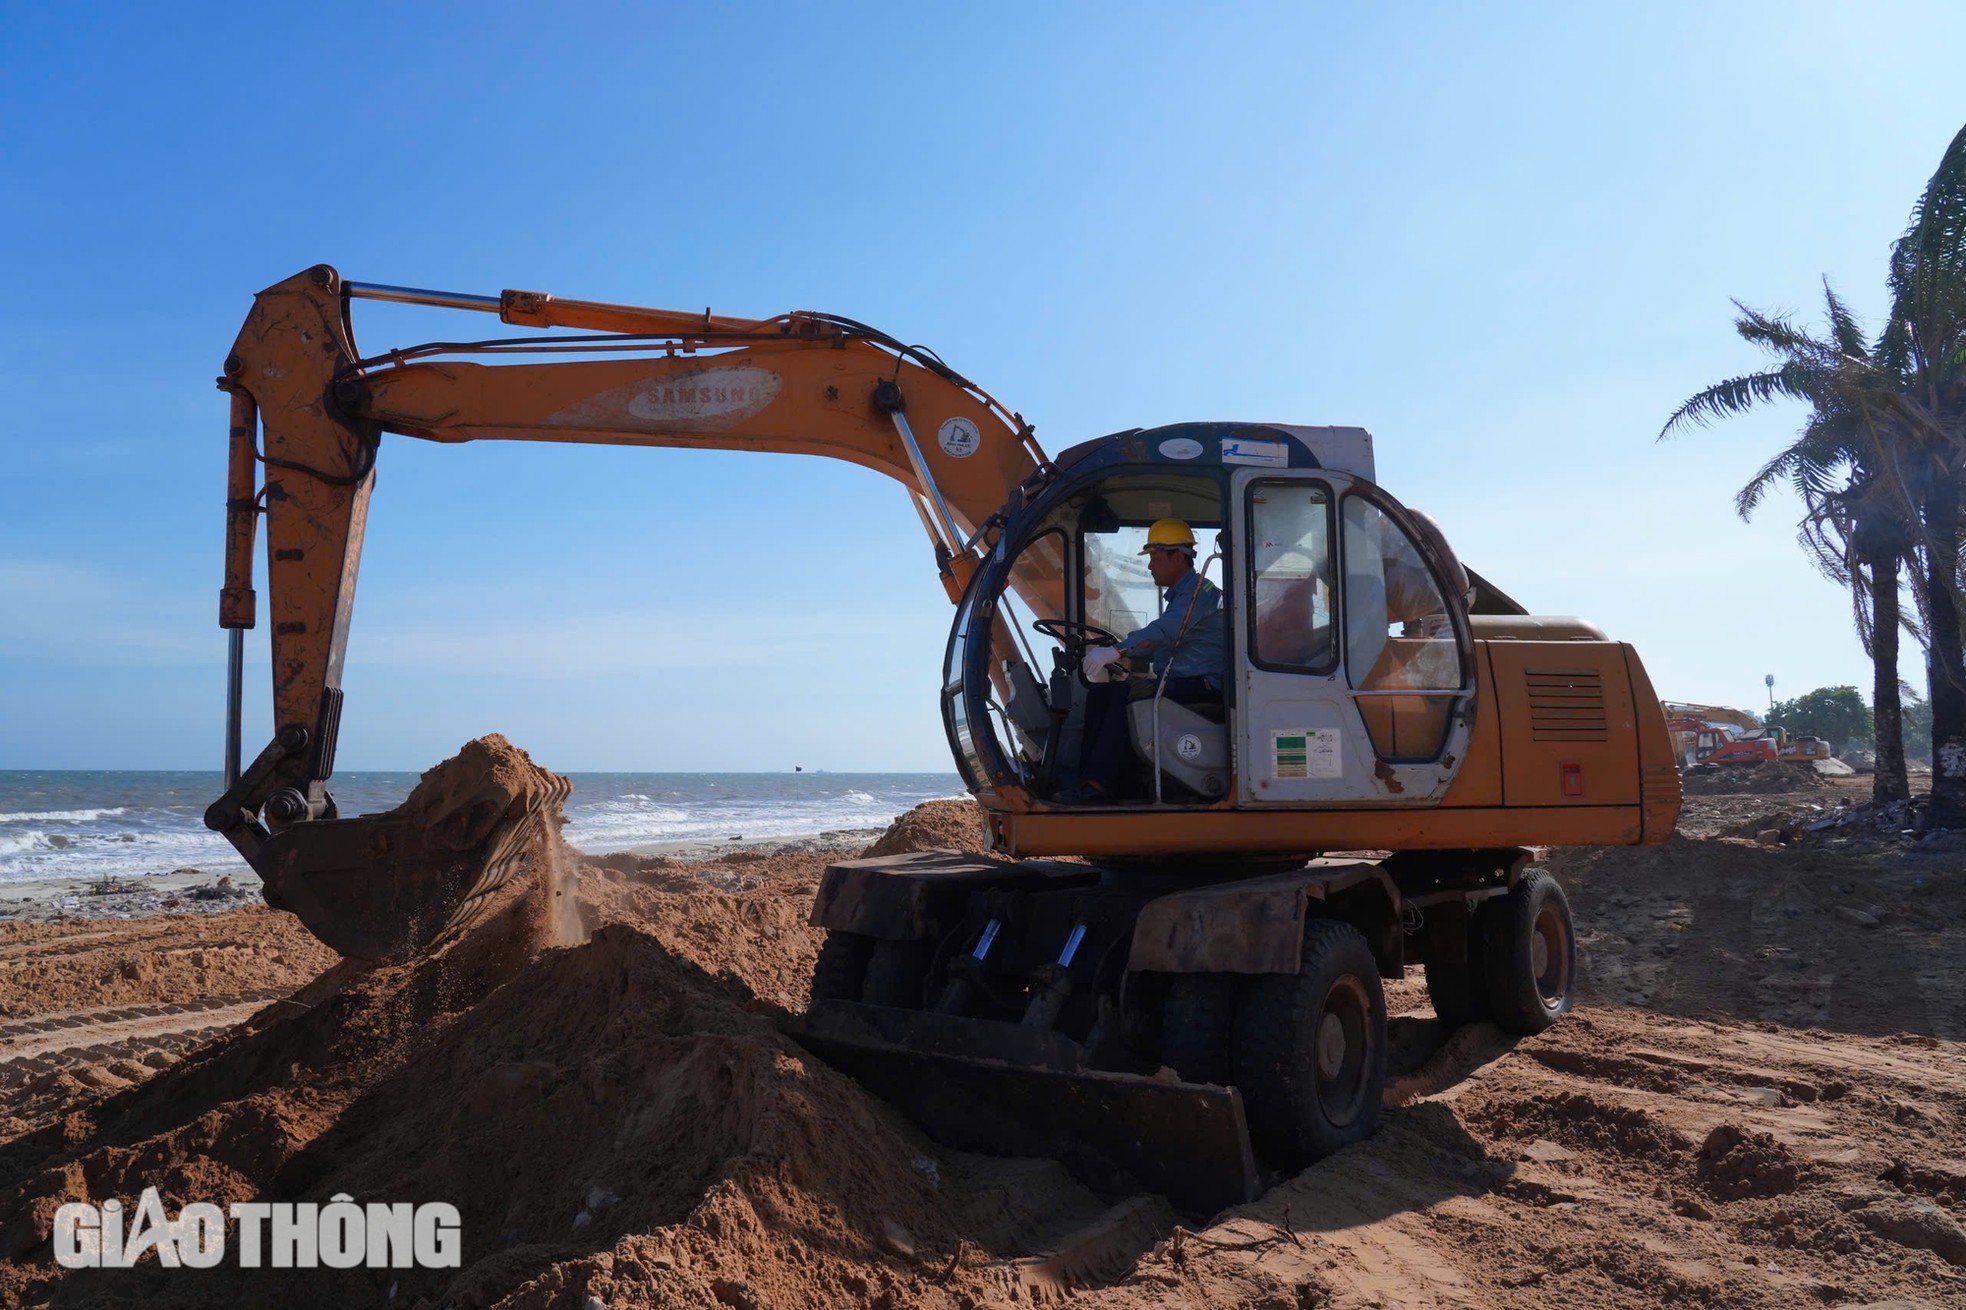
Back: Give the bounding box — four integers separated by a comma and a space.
0, 771, 966, 887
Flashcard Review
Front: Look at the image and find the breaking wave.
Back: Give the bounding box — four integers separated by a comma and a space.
0, 807, 128, 824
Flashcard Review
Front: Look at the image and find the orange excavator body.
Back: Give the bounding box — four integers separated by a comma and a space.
200, 266, 1686, 1210
205, 265, 1679, 961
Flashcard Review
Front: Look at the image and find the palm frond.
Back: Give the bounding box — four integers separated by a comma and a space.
1890, 122, 1966, 387
1821, 280, 1870, 359
1659, 370, 1805, 438
1735, 446, 1803, 518
1732, 303, 1824, 358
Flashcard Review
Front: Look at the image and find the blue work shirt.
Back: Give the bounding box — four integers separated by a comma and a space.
1120, 570, 1225, 687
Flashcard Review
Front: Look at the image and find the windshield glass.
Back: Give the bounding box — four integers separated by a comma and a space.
943, 469, 1223, 792
1084, 527, 1158, 638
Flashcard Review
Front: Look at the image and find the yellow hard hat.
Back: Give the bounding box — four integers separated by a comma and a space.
1140, 518, 1197, 553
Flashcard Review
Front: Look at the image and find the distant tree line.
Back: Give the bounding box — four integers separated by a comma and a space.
1765, 683, 1933, 759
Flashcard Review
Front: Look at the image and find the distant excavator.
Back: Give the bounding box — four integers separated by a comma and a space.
205, 266, 1680, 1209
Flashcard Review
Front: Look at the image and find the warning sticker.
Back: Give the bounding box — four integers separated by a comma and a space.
1273, 728, 1341, 779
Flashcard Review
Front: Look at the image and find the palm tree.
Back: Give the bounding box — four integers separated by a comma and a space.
1661, 284, 1914, 805
1879, 123, 1966, 826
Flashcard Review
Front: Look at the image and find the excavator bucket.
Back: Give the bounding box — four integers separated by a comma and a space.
788, 1000, 1261, 1215
253, 737, 572, 960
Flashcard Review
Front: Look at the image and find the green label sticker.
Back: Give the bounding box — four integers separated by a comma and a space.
1273, 731, 1308, 779
1273, 728, 1341, 780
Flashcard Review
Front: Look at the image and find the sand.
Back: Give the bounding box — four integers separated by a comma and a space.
1, 745, 1964, 1309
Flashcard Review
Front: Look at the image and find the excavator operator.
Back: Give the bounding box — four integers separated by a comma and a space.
1073, 519, 1224, 802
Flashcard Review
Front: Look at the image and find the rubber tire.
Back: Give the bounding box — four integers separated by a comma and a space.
1159, 973, 1238, 1086
1479, 869, 1576, 1035
861, 939, 935, 1009
810, 930, 876, 1003
1424, 903, 1492, 1028
1231, 920, 1389, 1170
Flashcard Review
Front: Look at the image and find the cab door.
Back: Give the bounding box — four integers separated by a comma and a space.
1231, 469, 1475, 805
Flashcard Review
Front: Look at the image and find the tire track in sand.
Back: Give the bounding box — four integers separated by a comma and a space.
0, 988, 290, 1081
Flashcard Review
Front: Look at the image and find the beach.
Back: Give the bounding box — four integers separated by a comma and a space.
2, 775, 1965, 1307
0, 770, 956, 926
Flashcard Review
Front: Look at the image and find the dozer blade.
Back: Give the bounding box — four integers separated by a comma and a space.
789, 1000, 1260, 1216
254, 738, 572, 960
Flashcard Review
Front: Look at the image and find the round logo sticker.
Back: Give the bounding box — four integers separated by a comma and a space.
1158, 437, 1204, 461
937, 417, 982, 459
1177, 733, 1204, 761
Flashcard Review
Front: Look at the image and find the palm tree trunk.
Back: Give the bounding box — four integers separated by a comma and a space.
1923, 475, 1966, 827
1870, 551, 1911, 804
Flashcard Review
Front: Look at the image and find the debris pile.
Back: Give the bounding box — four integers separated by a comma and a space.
1679, 762, 1831, 796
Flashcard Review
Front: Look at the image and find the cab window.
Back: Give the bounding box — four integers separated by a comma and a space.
1341, 496, 1464, 760
1246, 481, 1336, 673
1083, 527, 1159, 638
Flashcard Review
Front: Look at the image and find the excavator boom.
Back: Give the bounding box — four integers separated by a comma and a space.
207, 264, 1049, 958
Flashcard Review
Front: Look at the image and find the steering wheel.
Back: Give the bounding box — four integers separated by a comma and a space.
1032, 618, 1124, 687
1032, 617, 1121, 651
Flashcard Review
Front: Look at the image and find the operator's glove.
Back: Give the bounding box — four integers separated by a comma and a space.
1082, 645, 1127, 682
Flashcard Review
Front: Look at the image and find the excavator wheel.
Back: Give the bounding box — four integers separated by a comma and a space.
811, 930, 877, 1002
1423, 904, 1492, 1029
1479, 869, 1575, 1035
1159, 973, 1237, 1085
1231, 919, 1388, 1169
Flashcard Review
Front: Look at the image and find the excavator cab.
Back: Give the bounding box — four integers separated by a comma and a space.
943, 423, 1478, 817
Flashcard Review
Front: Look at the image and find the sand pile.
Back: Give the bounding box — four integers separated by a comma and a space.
0, 911, 993, 1306
863, 800, 985, 857
0, 752, 1105, 1307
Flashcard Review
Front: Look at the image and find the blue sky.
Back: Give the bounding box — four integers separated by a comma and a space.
2, 3, 1963, 771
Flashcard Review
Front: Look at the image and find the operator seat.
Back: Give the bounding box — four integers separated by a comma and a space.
1126, 698, 1230, 799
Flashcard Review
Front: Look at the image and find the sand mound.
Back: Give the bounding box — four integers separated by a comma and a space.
0, 786, 1111, 1308
0, 907, 971, 1306
1469, 1091, 1690, 1164
1696, 1123, 1811, 1200
863, 799, 985, 857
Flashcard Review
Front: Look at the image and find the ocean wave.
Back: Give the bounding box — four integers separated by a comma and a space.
0, 773, 966, 881
563, 798, 908, 854
0, 831, 50, 858
0, 828, 244, 885
580, 799, 690, 821
0, 806, 129, 824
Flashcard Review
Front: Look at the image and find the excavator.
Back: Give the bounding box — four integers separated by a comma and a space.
205, 266, 1681, 1211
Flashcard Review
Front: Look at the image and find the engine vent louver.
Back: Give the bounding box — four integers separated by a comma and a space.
1525, 669, 1608, 742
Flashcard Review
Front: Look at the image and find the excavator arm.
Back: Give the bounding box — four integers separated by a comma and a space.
206, 264, 1049, 957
